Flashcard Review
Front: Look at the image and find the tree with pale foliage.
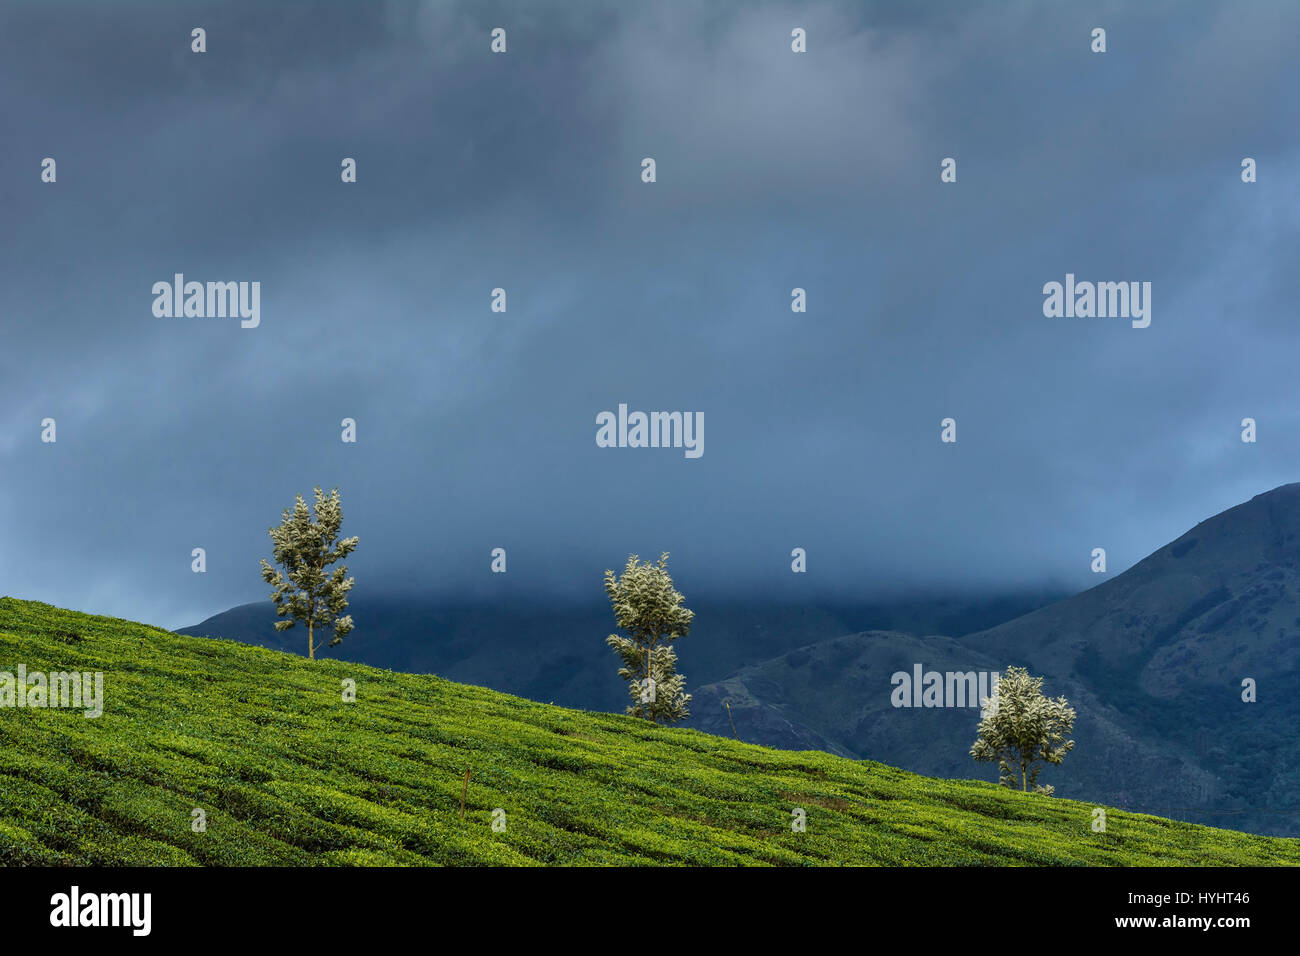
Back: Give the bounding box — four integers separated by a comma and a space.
604, 552, 694, 725
260, 487, 359, 660
971, 665, 1075, 795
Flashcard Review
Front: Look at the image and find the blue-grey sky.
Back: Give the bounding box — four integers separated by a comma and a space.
2, 0, 1298, 630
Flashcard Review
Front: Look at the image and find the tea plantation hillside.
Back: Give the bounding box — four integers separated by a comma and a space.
1, 597, 1296, 866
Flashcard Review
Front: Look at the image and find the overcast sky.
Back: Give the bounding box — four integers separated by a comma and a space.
2, 0, 1298, 631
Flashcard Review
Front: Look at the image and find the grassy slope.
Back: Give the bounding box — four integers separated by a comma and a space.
0, 597, 1296, 866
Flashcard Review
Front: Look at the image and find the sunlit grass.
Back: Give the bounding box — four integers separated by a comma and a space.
1, 597, 1296, 866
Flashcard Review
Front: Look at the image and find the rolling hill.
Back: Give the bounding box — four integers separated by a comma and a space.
1, 596, 1297, 865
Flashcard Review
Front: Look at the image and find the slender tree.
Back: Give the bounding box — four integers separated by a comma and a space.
604, 552, 693, 724
970, 665, 1075, 794
260, 486, 359, 660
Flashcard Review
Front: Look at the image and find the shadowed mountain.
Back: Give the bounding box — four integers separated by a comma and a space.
689, 484, 1300, 836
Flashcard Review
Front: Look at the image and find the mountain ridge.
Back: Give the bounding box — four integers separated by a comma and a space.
689, 483, 1300, 836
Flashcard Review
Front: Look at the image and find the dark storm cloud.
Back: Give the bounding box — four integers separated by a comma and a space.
1, 0, 1298, 629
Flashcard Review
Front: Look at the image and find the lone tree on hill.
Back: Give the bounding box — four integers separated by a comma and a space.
260, 486, 359, 660
971, 665, 1075, 795
604, 552, 694, 725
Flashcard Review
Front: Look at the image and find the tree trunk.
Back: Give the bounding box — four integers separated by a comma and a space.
645, 644, 654, 725
308, 619, 315, 660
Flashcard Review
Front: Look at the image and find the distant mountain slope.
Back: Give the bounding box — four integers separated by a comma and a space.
970, 482, 1300, 688
178, 593, 1062, 714
690, 630, 1006, 760
691, 485, 1300, 837
3, 597, 1296, 866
